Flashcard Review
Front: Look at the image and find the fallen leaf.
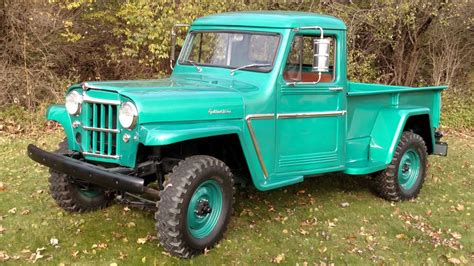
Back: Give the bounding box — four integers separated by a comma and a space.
448, 257, 461, 264
0, 250, 10, 262
299, 228, 309, 235
50, 238, 59, 247
118, 251, 127, 260
21, 209, 31, 215
30, 247, 45, 263
141, 256, 146, 263
8, 208, 16, 214
450, 232, 462, 240
20, 249, 31, 254
0, 225, 5, 234
396, 233, 406, 239
318, 246, 327, 254
137, 238, 147, 245
340, 202, 350, 208
0, 182, 6, 192
272, 253, 285, 264
71, 251, 79, 257
110, 263, 118, 266
455, 204, 464, 211
282, 229, 288, 234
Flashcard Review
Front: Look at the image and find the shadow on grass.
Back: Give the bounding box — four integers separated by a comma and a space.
235, 173, 374, 211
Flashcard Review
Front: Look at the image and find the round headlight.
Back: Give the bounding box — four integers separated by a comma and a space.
119, 102, 138, 129
65, 91, 83, 115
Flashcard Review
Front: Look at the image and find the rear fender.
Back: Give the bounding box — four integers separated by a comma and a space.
46, 105, 77, 150
369, 107, 432, 165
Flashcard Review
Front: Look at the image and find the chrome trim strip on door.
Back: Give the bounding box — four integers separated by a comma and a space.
245, 114, 275, 179
277, 110, 346, 119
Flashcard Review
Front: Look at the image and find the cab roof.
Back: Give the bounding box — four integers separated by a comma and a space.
192, 11, 346, 30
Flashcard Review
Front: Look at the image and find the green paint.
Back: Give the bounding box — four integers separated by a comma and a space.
186, 180, 223, 239
397, 149, 421, 190
46, 105, 77, 150
77, 187, 101, 198
47, 11, 447, 191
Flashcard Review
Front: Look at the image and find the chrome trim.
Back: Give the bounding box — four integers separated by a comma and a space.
245, 114, 275, 178
329, 87, 344, 91
82, 126, 119, 133
118, 102, 138, 129
122, 134, 130, 143
83, 95, 121, 105
293, 26, 324, 37
277, 110, 346, 119
82, 152, 120, 159
81, 82, 103, 91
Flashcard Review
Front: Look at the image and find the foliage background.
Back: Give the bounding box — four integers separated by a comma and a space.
0, 0, 473, 129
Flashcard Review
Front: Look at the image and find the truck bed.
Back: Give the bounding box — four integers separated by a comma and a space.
344, 81, 447, 175
347, 82, 448, 96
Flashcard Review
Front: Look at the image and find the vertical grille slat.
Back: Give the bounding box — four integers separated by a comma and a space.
107, 105, 113, 155
115, 106, 120, 155
81, 96, 119, 159
92, 104, 98, 153
100, 104, 105, 154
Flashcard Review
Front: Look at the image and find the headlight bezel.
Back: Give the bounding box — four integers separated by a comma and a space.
118, 101, 138, 129
65, 90, 83, 115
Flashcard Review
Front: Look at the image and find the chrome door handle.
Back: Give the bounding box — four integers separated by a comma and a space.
329, 87, 343, 91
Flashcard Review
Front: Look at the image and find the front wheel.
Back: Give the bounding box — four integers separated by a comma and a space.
156, 155, 234, 258
372, 131, 428, 201
49, 139, 114, 212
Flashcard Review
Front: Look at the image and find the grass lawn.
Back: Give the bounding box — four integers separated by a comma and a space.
0, 129, 472, 265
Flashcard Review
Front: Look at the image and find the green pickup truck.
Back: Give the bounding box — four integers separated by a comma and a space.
28, 11, 448, 258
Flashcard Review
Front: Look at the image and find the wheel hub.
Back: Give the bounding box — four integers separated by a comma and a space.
195, 199, 212, 216
186, 180, 223, 239
398, 149, 421, 190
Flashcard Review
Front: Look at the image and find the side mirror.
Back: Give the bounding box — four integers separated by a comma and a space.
170, 23, 189, 70
312, 37, 331, 73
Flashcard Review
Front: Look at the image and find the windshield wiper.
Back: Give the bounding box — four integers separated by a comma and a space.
182, 60, 202, 72
230, 63, 271, 76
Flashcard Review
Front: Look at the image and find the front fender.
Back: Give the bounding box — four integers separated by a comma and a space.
46, 105, 77, 150
138, 120, 243, 146
369, 107, 431, 165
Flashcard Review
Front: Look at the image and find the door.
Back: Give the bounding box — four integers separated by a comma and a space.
276, 33, 346, 175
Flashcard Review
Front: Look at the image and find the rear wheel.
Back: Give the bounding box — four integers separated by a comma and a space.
372, 131, 428, 201
49, 139, 113, 212
156, 155, 234, 258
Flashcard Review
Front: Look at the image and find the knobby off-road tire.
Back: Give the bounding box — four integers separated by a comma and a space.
156, 155, 235, 258
372, 131, 428, 201
49, 139, 113, 212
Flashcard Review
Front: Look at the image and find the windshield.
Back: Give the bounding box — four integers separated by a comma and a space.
179, 31, 280, 72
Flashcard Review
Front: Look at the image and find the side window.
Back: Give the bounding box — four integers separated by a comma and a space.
283, 35, 335, 83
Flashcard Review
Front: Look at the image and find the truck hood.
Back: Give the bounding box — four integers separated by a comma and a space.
79, 77, 249, 124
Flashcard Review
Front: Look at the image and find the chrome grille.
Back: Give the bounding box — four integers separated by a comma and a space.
81, 97, 120, 159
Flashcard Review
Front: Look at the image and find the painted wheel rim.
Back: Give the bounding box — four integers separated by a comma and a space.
187, 180, 223, 239
398, 149, 421, 190
75, 183, 101, 198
